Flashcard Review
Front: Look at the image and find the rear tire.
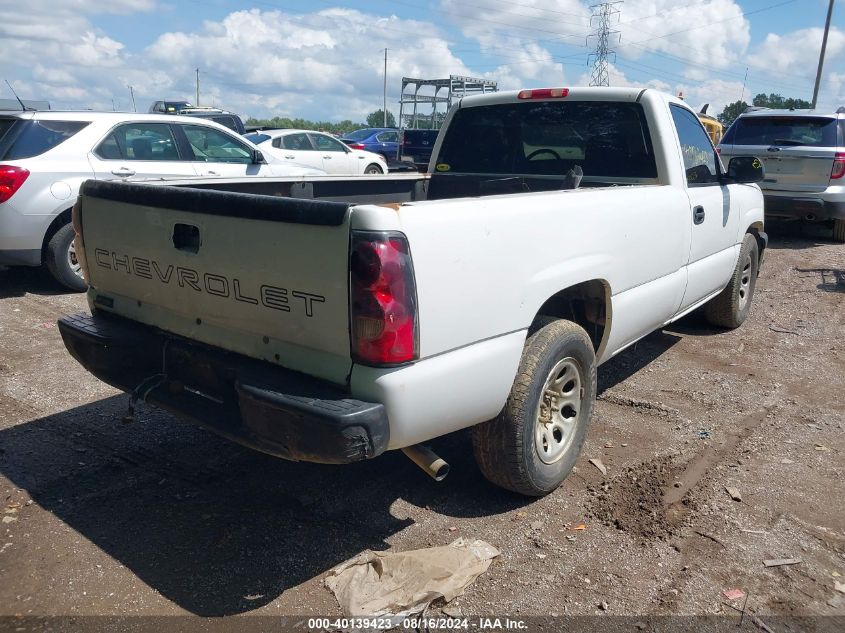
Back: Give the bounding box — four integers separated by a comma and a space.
472, 319, 596, 496
45, 223, 87, 292
833, 219, 845, 243
704, 232, 758, 329
364, 164, 383, 175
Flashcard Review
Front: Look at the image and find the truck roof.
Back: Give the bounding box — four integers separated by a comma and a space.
459, 86, 649, 108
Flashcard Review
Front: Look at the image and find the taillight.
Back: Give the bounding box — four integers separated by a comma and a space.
517, 88, 569, 100
831, 152, 845, 180
347, 143, 366, 150
0, 165, 30, 203
350, 231, 418, 365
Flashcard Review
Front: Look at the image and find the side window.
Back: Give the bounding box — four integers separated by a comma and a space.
182, 125, 252, 163
378, 131, 398, 143
272, 137, 282, 148
282, 133, 313, 151
670, 105, 719, 185
311, 134, 345, 152
95, 123, 180, 161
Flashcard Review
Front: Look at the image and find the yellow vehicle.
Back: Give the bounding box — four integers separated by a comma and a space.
698, 112, 724, 145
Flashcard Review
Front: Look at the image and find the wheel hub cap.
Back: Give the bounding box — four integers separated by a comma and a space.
67, 241, 82, 277
535, 357, 582, 464
738, 254, 752, 310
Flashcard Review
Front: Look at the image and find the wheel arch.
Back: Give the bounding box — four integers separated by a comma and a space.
40, 207, 74, 262
745, 221, 766, 267
531, 279, 612, 361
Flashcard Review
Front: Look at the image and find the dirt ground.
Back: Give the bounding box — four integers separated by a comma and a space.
1, 222, 843, 630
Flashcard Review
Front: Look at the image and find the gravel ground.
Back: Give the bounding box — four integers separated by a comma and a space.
0, 223, 843, 628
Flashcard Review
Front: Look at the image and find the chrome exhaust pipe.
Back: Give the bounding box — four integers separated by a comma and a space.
402, 444, 450, 481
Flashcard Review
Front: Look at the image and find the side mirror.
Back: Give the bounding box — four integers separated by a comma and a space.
252, 149, 267, 164
727, 156, 764, 183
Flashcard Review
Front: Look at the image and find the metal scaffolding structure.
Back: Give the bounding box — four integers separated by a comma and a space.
399, 75, 498, 129
587, 2, 622, 87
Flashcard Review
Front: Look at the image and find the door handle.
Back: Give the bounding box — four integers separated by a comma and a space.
323, 155, 332, 159
693, 205, 705, 225
205, 170, 219, 176
111, 167, 135, 177
284, 155, 295, 159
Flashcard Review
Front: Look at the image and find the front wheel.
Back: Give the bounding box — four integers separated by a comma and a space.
703, 232, 759, 329
45, 223, 87, 292
364, 164, 383, 175
472, 319, 596, 496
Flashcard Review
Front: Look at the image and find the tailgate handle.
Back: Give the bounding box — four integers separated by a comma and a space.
173, 223, 201, 254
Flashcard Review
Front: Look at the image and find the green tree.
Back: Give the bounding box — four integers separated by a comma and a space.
366, 109, 396, 127
752, 93, 811, 110
718, 100, 749, 127
718, 93, 812, 127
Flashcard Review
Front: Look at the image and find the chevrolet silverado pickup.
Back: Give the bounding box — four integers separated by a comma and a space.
59, 87, 766, 496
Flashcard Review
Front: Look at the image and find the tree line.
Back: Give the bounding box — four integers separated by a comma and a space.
718, 93, 812, 127
245, 109, 396, 133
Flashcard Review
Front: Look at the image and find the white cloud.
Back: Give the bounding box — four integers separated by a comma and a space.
1, 1, 842, 122
617, 0, 750, 70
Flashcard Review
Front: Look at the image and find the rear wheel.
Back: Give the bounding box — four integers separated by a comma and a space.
704, 232, 758, 329
45, 223, 87, 292
364, 164, 383, 175
472, 319, 596, 496
833, 219, 845, 243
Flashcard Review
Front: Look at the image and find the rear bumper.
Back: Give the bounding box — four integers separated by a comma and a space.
58, 312, 390, 463
763, 193, 845, 221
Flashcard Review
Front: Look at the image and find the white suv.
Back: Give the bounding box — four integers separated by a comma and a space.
0, 111, 323, 290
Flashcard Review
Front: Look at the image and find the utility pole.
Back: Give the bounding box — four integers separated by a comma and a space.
196, 68, 200, 105
811, 0, 835, 109
383, 48, 388, 127
587, 2, 622, 87
128, 85, 136, 112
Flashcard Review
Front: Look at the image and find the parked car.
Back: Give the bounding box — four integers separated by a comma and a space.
339, 127, 399, 159
719, 106, 845, 240
148, 100, 194, 114
244, 129, 387, 175
60, 87, 766, 496
149, 102, 246, 134
399, 128, 440, 171
180, 110, 245, 135
0, 111, 324, 291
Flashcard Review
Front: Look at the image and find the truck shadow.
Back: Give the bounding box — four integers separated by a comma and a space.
0, 395, 523, 616
0, 326, 704, 616
793, 267, 845, 293
0, 265, 77, 299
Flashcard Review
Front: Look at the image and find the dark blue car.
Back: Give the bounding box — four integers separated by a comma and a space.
339, 128, 399, 159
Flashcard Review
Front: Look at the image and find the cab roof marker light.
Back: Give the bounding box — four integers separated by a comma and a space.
517, 88, 570, 100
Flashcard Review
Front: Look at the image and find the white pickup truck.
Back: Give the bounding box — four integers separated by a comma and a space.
59, 87, 766, 496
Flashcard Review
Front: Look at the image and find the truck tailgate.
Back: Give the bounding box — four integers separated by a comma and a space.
77, 180, 353, 385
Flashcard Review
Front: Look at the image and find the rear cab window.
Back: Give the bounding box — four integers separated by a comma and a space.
0, 119, 90, 160
435, 100, 657, 179
723, 116, 839, 147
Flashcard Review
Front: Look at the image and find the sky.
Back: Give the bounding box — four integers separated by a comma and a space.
1, 0, 843, 123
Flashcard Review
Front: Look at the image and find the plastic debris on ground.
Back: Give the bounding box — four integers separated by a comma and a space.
325, 538, 500, 623
722, 588, 746, 600
763, 558, 802, 567
588, 458, 607, 475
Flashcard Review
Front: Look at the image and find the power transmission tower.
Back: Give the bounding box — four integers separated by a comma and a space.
587, 2, 622, 87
